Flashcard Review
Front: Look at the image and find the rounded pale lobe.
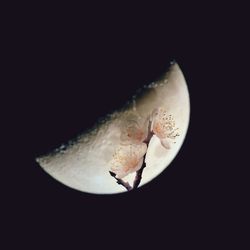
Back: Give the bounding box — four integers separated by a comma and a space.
110, 143, 147, 179
36, 63, 190, 194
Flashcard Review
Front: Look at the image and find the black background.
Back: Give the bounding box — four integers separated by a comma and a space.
4, 2, 248, 248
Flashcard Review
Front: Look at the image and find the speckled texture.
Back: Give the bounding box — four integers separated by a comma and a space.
36, 62, 190, 194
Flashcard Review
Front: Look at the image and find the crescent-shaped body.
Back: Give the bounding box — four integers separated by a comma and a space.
36, 62, 190, 194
